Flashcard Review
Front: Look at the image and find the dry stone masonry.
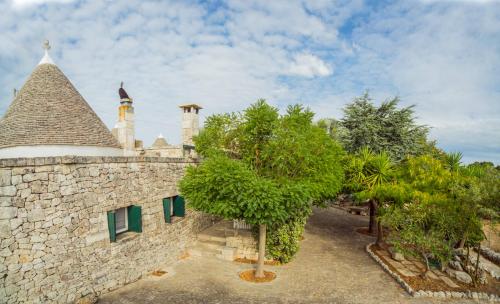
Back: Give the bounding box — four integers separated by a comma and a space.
0, 156, 215, 303
366, 243, 500, 302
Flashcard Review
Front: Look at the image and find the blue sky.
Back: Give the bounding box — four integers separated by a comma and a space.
0, 0, 499, 164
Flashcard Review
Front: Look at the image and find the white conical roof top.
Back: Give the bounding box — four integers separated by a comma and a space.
38, 40, 55, 65
152, 134, 168, 148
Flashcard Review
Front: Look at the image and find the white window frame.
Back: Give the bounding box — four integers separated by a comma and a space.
115, 207, 128, 234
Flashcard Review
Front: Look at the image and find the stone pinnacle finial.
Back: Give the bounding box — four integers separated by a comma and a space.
13, 88, 17, 98
120, 81, 124, 88
38, 39, 55, 65
43, 39, 51, 51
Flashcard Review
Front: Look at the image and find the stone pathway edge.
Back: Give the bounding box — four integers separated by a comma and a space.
365, 243, 500, 302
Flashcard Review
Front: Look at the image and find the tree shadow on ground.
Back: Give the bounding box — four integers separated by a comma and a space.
304, 207, 373, 245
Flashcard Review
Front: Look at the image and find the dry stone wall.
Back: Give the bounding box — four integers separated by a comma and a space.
0, 156, 215, 303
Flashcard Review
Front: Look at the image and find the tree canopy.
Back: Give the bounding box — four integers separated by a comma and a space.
319, 93, 431, 161
180, 100, 344, 269
366, 154, 487, 275
186, 100, 344, 210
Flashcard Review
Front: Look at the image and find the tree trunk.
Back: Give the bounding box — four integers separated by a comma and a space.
376, 220, 383, 245
368, 200, 378, 234
458, 232, 469, 249
473, 243, 481, 286
465, 246, 470, 268
422, 254, 431, 279
255, 224, 267, 278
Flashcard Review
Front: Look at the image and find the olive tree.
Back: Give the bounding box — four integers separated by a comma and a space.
180, 100, 344, 277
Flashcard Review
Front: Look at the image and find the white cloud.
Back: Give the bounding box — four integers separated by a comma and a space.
420, 0, 499, 3
0, 0, 498, 164
317, 1, 500, 163
11, 0, 75, 9
288, 53, 333, 78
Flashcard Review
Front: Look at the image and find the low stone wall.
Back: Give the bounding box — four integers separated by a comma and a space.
482, 221, 500, 252
0, 156, 215, 303
366, 243, 500, 302
226, 233, 258, 260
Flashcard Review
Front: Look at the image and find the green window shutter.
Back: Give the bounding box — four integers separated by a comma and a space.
107, 211, 116, 242
127, 205, 142, 233
173, 196, 185, 217
163, 198, 172, 223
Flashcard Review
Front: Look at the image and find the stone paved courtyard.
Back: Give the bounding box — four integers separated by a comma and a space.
98, 207, 490, 304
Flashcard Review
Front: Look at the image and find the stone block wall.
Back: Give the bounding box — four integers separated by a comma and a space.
226, 232, 259, 260
0, 156, 216, 303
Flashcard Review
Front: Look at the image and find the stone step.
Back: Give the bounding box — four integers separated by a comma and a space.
218, 246, 238, 261
197, 233, 227, 244
470, 252, 500, 279
187, 244, 220, 257
197, 239, 226, 251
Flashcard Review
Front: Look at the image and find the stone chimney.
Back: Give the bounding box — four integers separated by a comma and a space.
179, 104, 201, 147
113, 82, 136, 155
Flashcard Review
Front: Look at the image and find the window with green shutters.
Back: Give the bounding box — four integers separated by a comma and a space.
127, 205, 142, 233
107, 205, 142, 242
163, 198, 172, 223
173, 196, 185, 217
107, 211, 116, 242
163, 195, 185, 223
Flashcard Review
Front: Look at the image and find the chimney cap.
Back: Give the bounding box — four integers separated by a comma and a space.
179, 104, 202, 109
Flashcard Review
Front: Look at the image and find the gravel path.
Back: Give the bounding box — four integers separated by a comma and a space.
99, 207, 487, 304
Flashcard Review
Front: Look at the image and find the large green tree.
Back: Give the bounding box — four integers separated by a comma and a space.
320, 93, 431, 161
180, 100, 344, 277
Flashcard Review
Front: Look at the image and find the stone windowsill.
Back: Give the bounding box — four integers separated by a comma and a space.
116, 231, 140, 243
170, 216, 186, 224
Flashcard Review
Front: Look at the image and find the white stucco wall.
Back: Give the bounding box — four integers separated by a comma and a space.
0, 145, 124, 159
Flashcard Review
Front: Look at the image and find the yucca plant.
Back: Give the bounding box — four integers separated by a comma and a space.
444, 152, 463, 173
366, 151, 394, 189
345, 147, 395, 240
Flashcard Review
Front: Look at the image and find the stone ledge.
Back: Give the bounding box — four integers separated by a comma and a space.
366, 243, 500, 302
0, 156, 200, 168
115, 231, 141, 243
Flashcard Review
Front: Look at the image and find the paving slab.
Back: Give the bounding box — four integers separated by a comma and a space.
432, 269, 446, 277
99, 207, 482, 304
398, 268, 418, 277
440, 276, 460, 288
413, 261, 426, 271
406, 264, 422, 274
426, 271, 440, 280
383, 256, 405, 269
376, 250, 390, 257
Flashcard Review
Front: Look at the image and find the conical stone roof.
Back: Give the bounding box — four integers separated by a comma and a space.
0, 63, 121, 149
152, 135, 168, 148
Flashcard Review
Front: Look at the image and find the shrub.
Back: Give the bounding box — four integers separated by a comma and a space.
265, 216, 307, 264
